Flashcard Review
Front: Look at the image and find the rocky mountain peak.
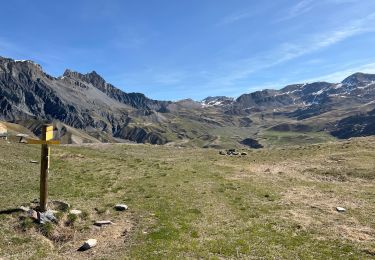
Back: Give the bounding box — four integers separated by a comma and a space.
63, 69, 80, 78
0, 56, 45, 80
63, 69, 106, 86
342, 72, 375, 86
62, 66, 169, 112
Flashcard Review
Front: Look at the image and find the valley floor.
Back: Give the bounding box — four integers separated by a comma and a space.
0, 138, 374, 259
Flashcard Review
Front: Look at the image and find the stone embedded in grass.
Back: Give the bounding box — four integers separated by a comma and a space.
226, 149, 237, 155
69, 209, 82, 215
336, 207, 346, 212
114, 204, 128, 211
241, 152, 248, 155
19, 206, 30, 212
27, 209, 38, 221
38, 210, 57, 224
29, 160, 38, 164
78, 239, 97, 251
94, 220, 113, 226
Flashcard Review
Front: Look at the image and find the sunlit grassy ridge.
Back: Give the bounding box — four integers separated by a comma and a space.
0, 137, 374, 259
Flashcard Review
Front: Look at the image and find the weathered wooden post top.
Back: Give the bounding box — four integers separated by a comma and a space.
27, 124, 60, 212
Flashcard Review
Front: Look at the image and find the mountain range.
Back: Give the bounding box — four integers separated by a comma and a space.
1, 56, 375, 147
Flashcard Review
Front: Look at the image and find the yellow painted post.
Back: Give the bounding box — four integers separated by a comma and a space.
26, 125, 60, 212
39, 124, 53, 212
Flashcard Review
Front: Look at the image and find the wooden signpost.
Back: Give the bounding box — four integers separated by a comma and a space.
27, 124, 60, 212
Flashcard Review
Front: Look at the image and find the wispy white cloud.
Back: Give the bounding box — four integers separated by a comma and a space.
217, 3, 275, 26
218, 11, 255, 25
278, 0, 315, 22
326, 0, 359, 4
236, 61, 375, 97
301, 62, 375, 83
276, 0, 365, 23
110, 9, 375, 100
205, 13, 375, 89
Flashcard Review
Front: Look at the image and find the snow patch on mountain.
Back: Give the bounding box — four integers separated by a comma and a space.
201, 96, 234, 107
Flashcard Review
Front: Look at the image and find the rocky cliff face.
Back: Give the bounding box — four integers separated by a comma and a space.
62, 69, 170, 112
0, 57, 168, 144
0, 58, 84, 125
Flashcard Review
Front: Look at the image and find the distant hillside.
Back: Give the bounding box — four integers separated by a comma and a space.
2, 56, 375, 146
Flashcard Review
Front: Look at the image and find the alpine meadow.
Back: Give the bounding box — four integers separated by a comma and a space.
1, 1, 375, 259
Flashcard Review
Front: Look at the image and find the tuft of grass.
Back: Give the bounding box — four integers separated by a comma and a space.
190, 230, 199, 238
80, 210, 89, 220
20, 217, 34, 231
38, 222, 54, 238
66, 213, 78, 226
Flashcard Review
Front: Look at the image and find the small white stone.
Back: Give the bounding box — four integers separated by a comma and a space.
114, 204, 128, 211
69, 209, 82, 215
80, 239, 97, 251
29, 160, 38, 163
19, 206, 30, 212
94, 220, 113, 226
336, 207, 346, 212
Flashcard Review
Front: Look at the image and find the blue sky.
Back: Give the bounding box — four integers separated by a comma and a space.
1, 0, 375, 100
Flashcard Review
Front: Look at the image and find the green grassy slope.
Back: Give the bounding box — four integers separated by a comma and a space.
0, 137, 374, 259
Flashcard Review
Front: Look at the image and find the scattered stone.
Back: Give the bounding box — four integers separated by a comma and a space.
69, 209, 82, 215
78, 239, 97, 251
226, 149, 238, 155
265, 168, 271, 173
38, 210, 57, 224
241, 152, 248, 155
29, 160, 38, 164
336, 207, 346, 212
27, 209, 38, 221
114, 204, 128, 211
94, 220, 113, 226
17, 134, 29, 143
19, 206, 30, 212
219, 151, 226, 155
